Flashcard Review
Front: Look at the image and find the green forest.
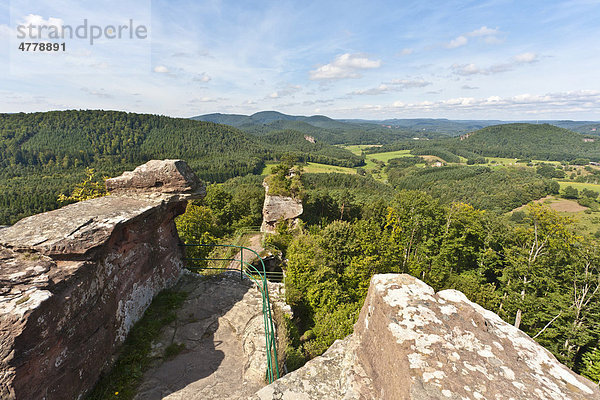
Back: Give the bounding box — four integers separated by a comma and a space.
0, 110, 361, 224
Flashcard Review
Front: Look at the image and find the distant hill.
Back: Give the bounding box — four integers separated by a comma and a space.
543, 120, 600, 135
369, 123, 600, 162
340, 118, 600, 137
339, 118, 503, 136
193, 112, 600, 143
192, 111, 441, 144
456, 123, 600, 161
191, 111, 340, 127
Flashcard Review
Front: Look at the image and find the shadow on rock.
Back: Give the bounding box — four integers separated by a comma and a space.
135, 271, 262, 400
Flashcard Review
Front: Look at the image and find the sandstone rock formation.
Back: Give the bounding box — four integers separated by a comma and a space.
260, 181, 303, 234
255, 274, 600, 400
106, 158, 203, 195
0, 160, 204, 400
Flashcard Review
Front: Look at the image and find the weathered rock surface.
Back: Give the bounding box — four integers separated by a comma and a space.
0, 160, 204, 400
134, 271, 269, 400
255, 274, 600, 400
260, 182, 303, 234
106, 158, 203, 195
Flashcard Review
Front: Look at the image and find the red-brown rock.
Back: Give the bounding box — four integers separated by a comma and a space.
0, 160, 204, 400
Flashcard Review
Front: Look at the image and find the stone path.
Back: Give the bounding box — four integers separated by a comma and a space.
134, 271, 269, 400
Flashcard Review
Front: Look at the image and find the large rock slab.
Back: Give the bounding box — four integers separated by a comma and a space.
255, 274, 600, 400
106, 159, 203, 195
260, 182, 303, 234
0, 160, 204, 400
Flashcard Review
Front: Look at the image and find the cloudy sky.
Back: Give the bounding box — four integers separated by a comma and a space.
1, 0, 599, 120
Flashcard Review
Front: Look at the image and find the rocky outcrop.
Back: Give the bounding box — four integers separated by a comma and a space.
0, 160, 204, 400
106, 159, 203, 195
255, 274, 600, 400
260, 182, 303, 234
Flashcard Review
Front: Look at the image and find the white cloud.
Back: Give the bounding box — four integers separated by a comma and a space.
389, 90, 600, 113
462, 85, 479, 90
350, 84, 389, 95
194, 73, 211, 82
309, 53, 381, 80
468, 26, 500, 37
350, 79, 431, 96
80, 87, 113, 99
513, 52, 538, 64
154, 65, 169, 73
451, 63, 482, 75
388, 79, 432, 89
17, 14, 64, 39
400, 48, 413, 56
446, 26, 502, 49
189, 96, 226, 103
446, 35, 468, 49
332, 91, 600, 119
451, 52, 539, 76
267, 84, 302, 99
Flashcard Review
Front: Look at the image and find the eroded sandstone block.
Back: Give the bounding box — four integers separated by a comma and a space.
260, 181, 303, 234
0, 160, 204, 400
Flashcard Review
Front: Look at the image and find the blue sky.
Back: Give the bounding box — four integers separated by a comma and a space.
1, 0, 599, 120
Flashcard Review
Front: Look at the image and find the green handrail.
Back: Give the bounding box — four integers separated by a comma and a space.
180, 243, 280, 383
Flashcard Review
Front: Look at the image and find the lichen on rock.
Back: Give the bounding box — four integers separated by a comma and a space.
255, 274, 600, 400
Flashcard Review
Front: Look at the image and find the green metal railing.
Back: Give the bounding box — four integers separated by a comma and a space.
180, 243, 280, 383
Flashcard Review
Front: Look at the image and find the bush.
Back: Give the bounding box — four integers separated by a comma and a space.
562, 186, 579, 199
581, 188, 599, 200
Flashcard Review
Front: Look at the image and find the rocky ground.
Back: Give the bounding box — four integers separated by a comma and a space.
134, 271, 270, 400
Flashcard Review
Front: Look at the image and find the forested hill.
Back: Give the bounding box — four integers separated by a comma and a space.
0, 110, 266, 178
0, 110, 362, 174
0, 110, 361, 224
371, 123, 600, 162
458, 123, 600, 161
192, 111, 441, 144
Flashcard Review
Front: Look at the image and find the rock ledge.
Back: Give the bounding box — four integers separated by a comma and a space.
255, 274, 600, 400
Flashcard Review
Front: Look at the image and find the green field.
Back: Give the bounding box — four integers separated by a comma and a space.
262, 161, 358, 175
568, 211, 600, 236
486, 157, 519, 165
558, 181, 600, 194
486, 157, 561, 166
261, 162, 278, 175
363, 150, 411, 170
342, 144, 382, 156
303, 162, 357, 174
